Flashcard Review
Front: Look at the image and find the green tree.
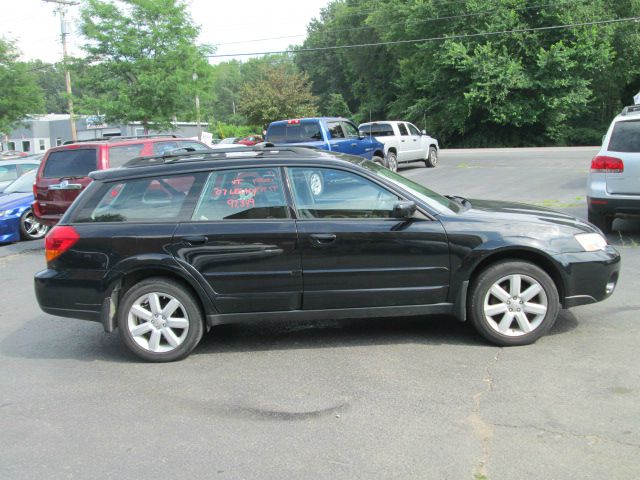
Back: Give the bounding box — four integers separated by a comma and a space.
79, 0, 211, 132
0, 39, 44, 135
324, 92, 352, 117
237, 63, 318, 127
28, 60, 69, 113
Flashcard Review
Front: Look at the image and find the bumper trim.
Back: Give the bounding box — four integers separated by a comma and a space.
564, 294, 597, 308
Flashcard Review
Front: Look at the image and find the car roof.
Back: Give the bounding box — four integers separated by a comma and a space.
0, 157, 42, 165
53, 136, 203, 149
89, 146, 366, 182
269, 117, 350, 126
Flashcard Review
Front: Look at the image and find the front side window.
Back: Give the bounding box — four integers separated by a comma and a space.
43, 149, 97, 178
76, 174, 200, 223
327, 122, 345, 139
153, 141, 179, 155
192, 167, 289, 221
407, 124, 421, 136
342, 122, 359, 138
287, 167, 399, 219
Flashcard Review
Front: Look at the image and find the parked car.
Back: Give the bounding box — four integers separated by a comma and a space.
33, 135, 211, 226
218, 137, 238, 144
0, 169, 49, 243
35, 146, 620, 362
0, 150, 29, 160
237, 135, 263, 146
210, 137, 244, 150
587, 105, 640, 233
0, 156, 42, 192
265, 118, 386, 165
358, 121, 439, 171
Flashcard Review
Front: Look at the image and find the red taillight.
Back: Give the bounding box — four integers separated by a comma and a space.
45, 226, 79, 263
591, 155, 624, 173
287, 119, 300, 125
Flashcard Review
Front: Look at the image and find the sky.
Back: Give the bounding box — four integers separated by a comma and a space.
0, 0, 332, 64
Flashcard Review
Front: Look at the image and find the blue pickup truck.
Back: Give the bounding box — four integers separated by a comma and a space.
265, 117, 387, 165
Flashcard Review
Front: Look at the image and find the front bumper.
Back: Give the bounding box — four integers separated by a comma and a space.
553, 245, 621, 308
0, 217, 21, 243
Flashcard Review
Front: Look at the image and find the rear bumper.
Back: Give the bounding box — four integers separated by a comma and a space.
588, 195, 640, 217
34, 268, 105, 323
32, 202, 61, 226
553, 246, 621, 308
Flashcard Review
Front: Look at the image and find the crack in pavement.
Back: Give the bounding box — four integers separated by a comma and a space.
493, 422, 640, 450
469, 349, 502, 479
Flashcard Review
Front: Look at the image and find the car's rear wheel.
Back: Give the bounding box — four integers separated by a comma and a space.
19, 209, 49, 240
468, 261, 559, 346
588, 210, 614, 234
117, 278, 204, 362
387, 152, 398, 172
425, 147, 438, 168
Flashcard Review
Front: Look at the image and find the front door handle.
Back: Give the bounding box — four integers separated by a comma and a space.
183, 235, 208, 245
309, 233, 336, 246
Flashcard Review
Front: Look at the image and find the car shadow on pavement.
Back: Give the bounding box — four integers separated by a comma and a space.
1, 310, 580, 362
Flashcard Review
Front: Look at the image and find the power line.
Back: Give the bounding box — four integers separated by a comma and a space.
208, 16, 640, 58
212, 0, 582, 48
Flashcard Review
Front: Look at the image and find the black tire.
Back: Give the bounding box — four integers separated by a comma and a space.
387, 151, 398, 172
468, 260, 560, 346
372, 155, 386, 167
588, 210, 614, 234
19, 209, 49, 240
117, 277, 204, 362
425, 146, 438, 168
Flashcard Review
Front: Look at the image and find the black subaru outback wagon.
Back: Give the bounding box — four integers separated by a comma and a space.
35, 147, 620, 362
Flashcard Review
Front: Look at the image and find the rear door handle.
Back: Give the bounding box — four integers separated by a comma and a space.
183, 235, 208, 245
310, 233, 336, 246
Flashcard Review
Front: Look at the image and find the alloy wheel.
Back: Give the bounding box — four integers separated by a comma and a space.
22, 211, 48, 239
483, 274, 548, 336
127, 292, 190, 353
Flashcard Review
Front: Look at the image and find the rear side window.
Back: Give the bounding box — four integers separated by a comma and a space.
108, 144, 144, 168
608, 120, 640, 152
43, 149, 97, 178
192, 167, 289, 221
268, 123, 323, 143
360, 123, 394, 137
74, 173, 203, 223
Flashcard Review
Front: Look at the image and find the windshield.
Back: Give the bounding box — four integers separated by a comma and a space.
362, 162, 461, 213
4, 169, 37, 194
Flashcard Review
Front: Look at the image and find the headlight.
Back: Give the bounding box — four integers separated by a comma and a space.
0, 209, 19, 218
575, 233, 607, 251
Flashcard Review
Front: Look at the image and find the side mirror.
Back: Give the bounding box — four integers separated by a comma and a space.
392, 200, 416, 219
421, 130, 427, 135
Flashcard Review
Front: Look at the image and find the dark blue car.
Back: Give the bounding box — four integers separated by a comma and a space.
0, 169, 49, 243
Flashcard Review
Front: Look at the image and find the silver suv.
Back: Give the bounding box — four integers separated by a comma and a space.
587, 105, 640, 233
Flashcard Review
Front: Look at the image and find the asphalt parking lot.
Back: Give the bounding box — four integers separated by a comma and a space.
1, 147, 638, 480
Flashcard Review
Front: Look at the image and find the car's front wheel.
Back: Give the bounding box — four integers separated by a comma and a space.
425, 147, 438, 168
387, 151, 398, 172
117, 278, 204, 362
20, 209, 49, 240
468, 261, 560, 346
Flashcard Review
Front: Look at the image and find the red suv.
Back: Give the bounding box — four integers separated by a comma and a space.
33, 135, 210, 225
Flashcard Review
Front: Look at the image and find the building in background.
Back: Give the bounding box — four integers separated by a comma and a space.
1, 114, 208, 153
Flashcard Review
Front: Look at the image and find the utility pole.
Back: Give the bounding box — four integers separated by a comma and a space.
43, 0, 79, 142
192, 73, 202, 140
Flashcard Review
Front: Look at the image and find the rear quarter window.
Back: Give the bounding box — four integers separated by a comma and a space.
43, 149, 97, 178
108, 144, 145, 168
608, 120, 640, 152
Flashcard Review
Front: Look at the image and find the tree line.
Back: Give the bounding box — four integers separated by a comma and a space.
1, 0, 639, 147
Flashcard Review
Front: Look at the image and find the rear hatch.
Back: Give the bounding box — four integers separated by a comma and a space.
606, 118, 640, 195
35, 147, 98, 219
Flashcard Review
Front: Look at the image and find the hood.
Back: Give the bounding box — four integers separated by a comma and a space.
463, 199, 597, 233
0, 192, 34, 212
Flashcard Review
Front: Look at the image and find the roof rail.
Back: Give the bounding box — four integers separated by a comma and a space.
122, 145, 321, 168
621, 105, 640, 116
108, 134, 181, 141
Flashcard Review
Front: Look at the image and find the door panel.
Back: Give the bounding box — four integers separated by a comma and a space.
287, 166, 450, 310
171, 166, 302, 314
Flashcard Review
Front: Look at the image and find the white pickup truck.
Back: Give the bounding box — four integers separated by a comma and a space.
358, 121, 439, 172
